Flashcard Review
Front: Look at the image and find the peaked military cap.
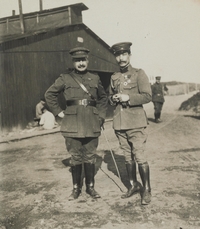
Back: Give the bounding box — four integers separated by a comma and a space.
111, 42, 132, 55
69, 47, 90, 58
155, 76, 161, 80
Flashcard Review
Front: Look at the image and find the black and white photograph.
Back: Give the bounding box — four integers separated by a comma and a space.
0, 0, 200, 228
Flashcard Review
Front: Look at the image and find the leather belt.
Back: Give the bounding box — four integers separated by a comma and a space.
130, 104, 142, 108
119, 102, 142, 108
66, 99, 96, 107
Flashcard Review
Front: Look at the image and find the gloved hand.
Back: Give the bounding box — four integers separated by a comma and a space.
58, 111, 64, 118
112, 93, 129, 102
99, 117, 105, 129
118, 93, 130, 102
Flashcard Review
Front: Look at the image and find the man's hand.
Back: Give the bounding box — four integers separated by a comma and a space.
119, 94, 129, 102
112, 94, 120, 102
58, 111, 64, 118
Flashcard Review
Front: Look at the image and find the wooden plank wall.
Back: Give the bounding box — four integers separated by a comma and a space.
1, 26, 118, 132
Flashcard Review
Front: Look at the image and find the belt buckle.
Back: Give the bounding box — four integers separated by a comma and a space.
81, 99, 88, 107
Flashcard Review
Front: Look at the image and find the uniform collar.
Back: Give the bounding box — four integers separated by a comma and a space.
74, 69, 88, 75
120, 64, 131, 73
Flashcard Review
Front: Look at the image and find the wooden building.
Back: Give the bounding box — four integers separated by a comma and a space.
0, 3, 119, 132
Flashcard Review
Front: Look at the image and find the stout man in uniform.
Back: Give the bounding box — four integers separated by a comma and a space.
109, 42, 152, 205
45, 47, 108, 200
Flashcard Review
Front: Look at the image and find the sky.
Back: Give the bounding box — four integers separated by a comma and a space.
1, 0, 200, 83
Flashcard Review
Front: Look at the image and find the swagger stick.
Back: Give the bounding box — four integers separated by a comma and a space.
101, 127, 122, 181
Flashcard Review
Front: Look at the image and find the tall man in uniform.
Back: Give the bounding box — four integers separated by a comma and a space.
45, 47, 108, 200
151, 76, 165, 123
109, 42, 152, 205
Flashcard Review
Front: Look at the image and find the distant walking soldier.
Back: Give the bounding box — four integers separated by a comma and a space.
45, 47, 108, 200
151, 76, 165, 123
109, 42, 152, 205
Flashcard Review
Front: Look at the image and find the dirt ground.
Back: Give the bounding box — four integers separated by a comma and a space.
0, 93, 200, 229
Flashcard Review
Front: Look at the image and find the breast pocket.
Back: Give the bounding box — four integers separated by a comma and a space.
123, 82, 138, 94
64, 84, 80, 98
89, 81, 98, 98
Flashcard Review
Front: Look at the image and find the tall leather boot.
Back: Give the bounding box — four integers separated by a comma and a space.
121, 160, 141, 199
155, 113, 159, 123
68, 164, 82, 201
138, 162, 151, 205
84, 163, 100, 198
157, 112, 162, 122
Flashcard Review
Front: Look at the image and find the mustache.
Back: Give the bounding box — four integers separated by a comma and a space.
78, 64, 86, 67
119, 61, 126, 64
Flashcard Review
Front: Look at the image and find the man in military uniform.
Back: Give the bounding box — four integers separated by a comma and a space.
109, 42, 152, 205
151, 76, 165, 123
45, 47, 108, 200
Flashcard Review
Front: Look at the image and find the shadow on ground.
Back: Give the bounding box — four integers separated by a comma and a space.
61, 152, 131, 189
148, 118, 156, 123
184, 115, 200, 120
103, 151, 131, 189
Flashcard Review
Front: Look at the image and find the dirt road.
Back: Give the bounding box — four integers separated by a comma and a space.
0, 93, 200, 229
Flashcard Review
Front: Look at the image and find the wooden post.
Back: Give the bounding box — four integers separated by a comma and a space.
18, 0, 25, 34
39, 0, 43, 11
68, 6, 72, 24
6, 18, 9, 33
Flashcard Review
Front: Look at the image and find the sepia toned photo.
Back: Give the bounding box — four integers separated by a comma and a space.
0, 0, 200, 228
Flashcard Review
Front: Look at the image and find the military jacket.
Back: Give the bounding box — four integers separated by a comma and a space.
45, 70, 108, 138
151, 83, 165, 103
109, 65, 152, 130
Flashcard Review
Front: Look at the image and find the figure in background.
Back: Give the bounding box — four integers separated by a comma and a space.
39, 106, 58, 130
109, 42, 152, 205
35, 98, 46, 120
151, 76, 165, 123
164, 84, 169, 95
45, 47, 108, 200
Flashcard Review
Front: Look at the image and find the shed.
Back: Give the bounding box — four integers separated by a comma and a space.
0, 3, 119, 132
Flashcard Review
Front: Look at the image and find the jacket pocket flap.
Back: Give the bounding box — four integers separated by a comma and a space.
89, 82, 98, 88
123, 82, 137, 89
65, 107, 77, 114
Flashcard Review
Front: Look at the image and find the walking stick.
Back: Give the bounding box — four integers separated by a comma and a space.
101, 127, 122, 181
